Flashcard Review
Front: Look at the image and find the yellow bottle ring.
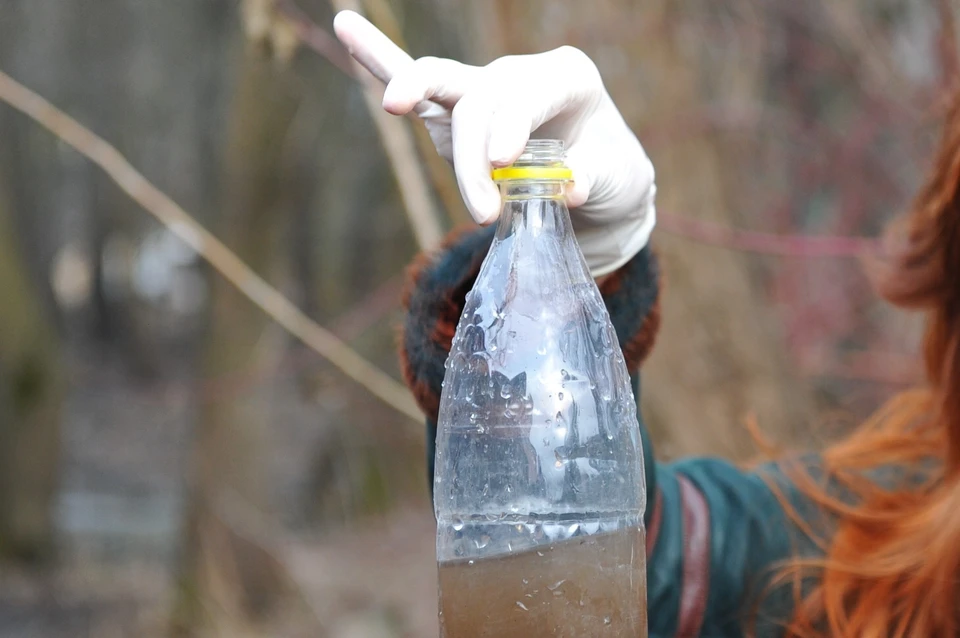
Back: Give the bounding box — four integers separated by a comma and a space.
491, 166, 573, 182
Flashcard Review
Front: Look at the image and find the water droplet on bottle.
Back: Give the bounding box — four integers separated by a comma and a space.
537, 551, 545, 557
477, 424, 486, 434
603, 616, 611, 625
452, 519, 464, 531
558, 392, 564, 401
506, 484, 512, 493
468, 560, 475, 566
542, 438, 550, 446
500, 385, 513, 399
537, 345, 547, 355
522, 578, 529, 585
477, 535, 491, 549
548, 579, 566, 591
516, 601, 528, 611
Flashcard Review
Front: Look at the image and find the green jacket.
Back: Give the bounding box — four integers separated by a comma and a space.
400, 226, 823, 637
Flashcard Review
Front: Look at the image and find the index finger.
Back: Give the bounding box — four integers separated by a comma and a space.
333, 10, 412, 86
333, 10, 444, 117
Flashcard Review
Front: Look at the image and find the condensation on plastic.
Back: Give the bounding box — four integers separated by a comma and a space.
434, 140, 648, 636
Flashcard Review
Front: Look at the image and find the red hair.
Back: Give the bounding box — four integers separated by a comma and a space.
763, 85, 960, 636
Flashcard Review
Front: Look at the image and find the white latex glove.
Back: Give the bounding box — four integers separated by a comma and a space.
333, 10, 656, 276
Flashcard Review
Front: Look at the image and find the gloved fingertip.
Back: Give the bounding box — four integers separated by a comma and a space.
487, 120, 529, 168
332, 10, 361, 40
382, 81, 414, 115
488, 141, 524, 168
470, 201, 500, 226
474, 210, 500, 226
564, 179, 590, 209
468, 188, 502, 225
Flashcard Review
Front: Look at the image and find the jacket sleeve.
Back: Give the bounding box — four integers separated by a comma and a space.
399, 225, 799, 637
649, 445, 798, 636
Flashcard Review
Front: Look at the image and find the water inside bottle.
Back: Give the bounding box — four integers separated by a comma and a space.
438, 517, 646, 637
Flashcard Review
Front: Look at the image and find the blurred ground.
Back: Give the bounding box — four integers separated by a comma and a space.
0, 343, 436, 638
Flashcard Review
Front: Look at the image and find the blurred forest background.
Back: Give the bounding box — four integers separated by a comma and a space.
0, 0, 953, 636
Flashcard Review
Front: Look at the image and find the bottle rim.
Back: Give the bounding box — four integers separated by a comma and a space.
491, 138, 572, 182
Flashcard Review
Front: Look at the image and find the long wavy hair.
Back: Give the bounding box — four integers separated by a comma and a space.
761, 84, 960, 636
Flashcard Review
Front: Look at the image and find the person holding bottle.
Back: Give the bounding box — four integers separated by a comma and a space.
335, 10, 960, 637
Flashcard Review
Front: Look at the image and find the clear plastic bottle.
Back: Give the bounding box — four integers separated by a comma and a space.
434, 139, 647, 637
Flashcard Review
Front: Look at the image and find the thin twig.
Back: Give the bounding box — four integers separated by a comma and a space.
658, 213, 878, 257
277, 0, 445, 250
350, 61, 445, 250
274, 0, 356, 77
275, 0, 467, 227
0, 67, 423, 425
328, 273, 403, 341
360, 0, 471, 225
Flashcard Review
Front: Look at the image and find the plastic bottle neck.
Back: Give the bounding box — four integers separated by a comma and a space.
494, 184, 574, 246
493, 139, 571, 237
499, 179, 566, 201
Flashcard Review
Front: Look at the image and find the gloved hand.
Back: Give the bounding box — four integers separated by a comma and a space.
333, 10, 657, 277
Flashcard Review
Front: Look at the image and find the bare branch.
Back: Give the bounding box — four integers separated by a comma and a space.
0, 67, 423, 426
360, 0, 471, 225
273, 0, 443, 250
277, 0, 465, 236
658, 213, 877, 257
273, 0, 356, 76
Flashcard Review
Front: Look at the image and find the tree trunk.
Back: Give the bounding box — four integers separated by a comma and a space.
171, 39, 302, 636
0, 180, 63, 563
